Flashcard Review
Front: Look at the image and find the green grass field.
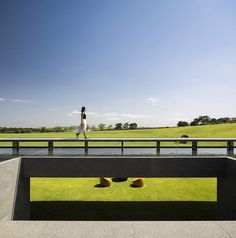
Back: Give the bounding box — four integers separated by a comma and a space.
1, 123, 236, 147
31, 178, 216, 201
1, 122, 236, 139
30, 178, 217, 220
1, 123, 235, 219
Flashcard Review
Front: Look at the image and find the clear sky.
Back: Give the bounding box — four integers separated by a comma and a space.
1, 0, 236, 128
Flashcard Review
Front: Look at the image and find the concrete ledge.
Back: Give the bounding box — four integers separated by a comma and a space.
0, 221, 236, 238
0, 158, 20, 220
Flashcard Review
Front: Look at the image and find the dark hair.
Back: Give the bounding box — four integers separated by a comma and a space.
81, 106, 86, 112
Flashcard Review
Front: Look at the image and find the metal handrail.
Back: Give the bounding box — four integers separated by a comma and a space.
0, 137, 236, 142
0, 138, 235, 156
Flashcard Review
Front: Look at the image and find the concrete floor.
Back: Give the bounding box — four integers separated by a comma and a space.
0, 221, 236, 238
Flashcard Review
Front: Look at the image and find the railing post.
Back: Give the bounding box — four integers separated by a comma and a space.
13, 141, 19, 156
121, 141, 124, 155
192, 140, 197, 156
85, 140, 88, 155
48, 141, 54, 156
227, 140, 234, 156
156, 140, 160, 155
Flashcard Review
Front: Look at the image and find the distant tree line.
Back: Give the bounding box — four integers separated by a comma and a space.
92, 122, 138, 131
0, 122, 138, 133
0, 126, 78, 133
114, 122, 138, 130
177, 115, 236, 127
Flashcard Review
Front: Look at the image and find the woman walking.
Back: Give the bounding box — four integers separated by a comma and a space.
76, 106, 87, 139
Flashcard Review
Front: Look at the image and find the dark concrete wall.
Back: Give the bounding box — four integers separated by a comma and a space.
217, 157, 236, 219
12, 163, 30, 220
21, 157, 225, 178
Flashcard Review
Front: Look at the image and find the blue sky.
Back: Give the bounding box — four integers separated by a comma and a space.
1, 0, 236, 127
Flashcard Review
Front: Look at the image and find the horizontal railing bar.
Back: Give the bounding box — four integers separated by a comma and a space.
0, 138, 236, 142
58, 145, 229, 149
0, 146, 85, 149
0, 145, 236, 149
0, 146, 233, 149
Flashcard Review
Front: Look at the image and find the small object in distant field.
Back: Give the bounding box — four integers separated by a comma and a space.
100, 177, 112, 187
180, 135, 189, 144
112, 178, 128, 182
131, 178, 144, 187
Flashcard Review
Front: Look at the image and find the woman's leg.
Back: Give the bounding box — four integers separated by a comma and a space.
76, 133, 80, 138
83, 132, 87, 139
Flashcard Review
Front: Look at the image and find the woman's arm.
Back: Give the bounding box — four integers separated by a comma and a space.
80, 113, 83, 124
